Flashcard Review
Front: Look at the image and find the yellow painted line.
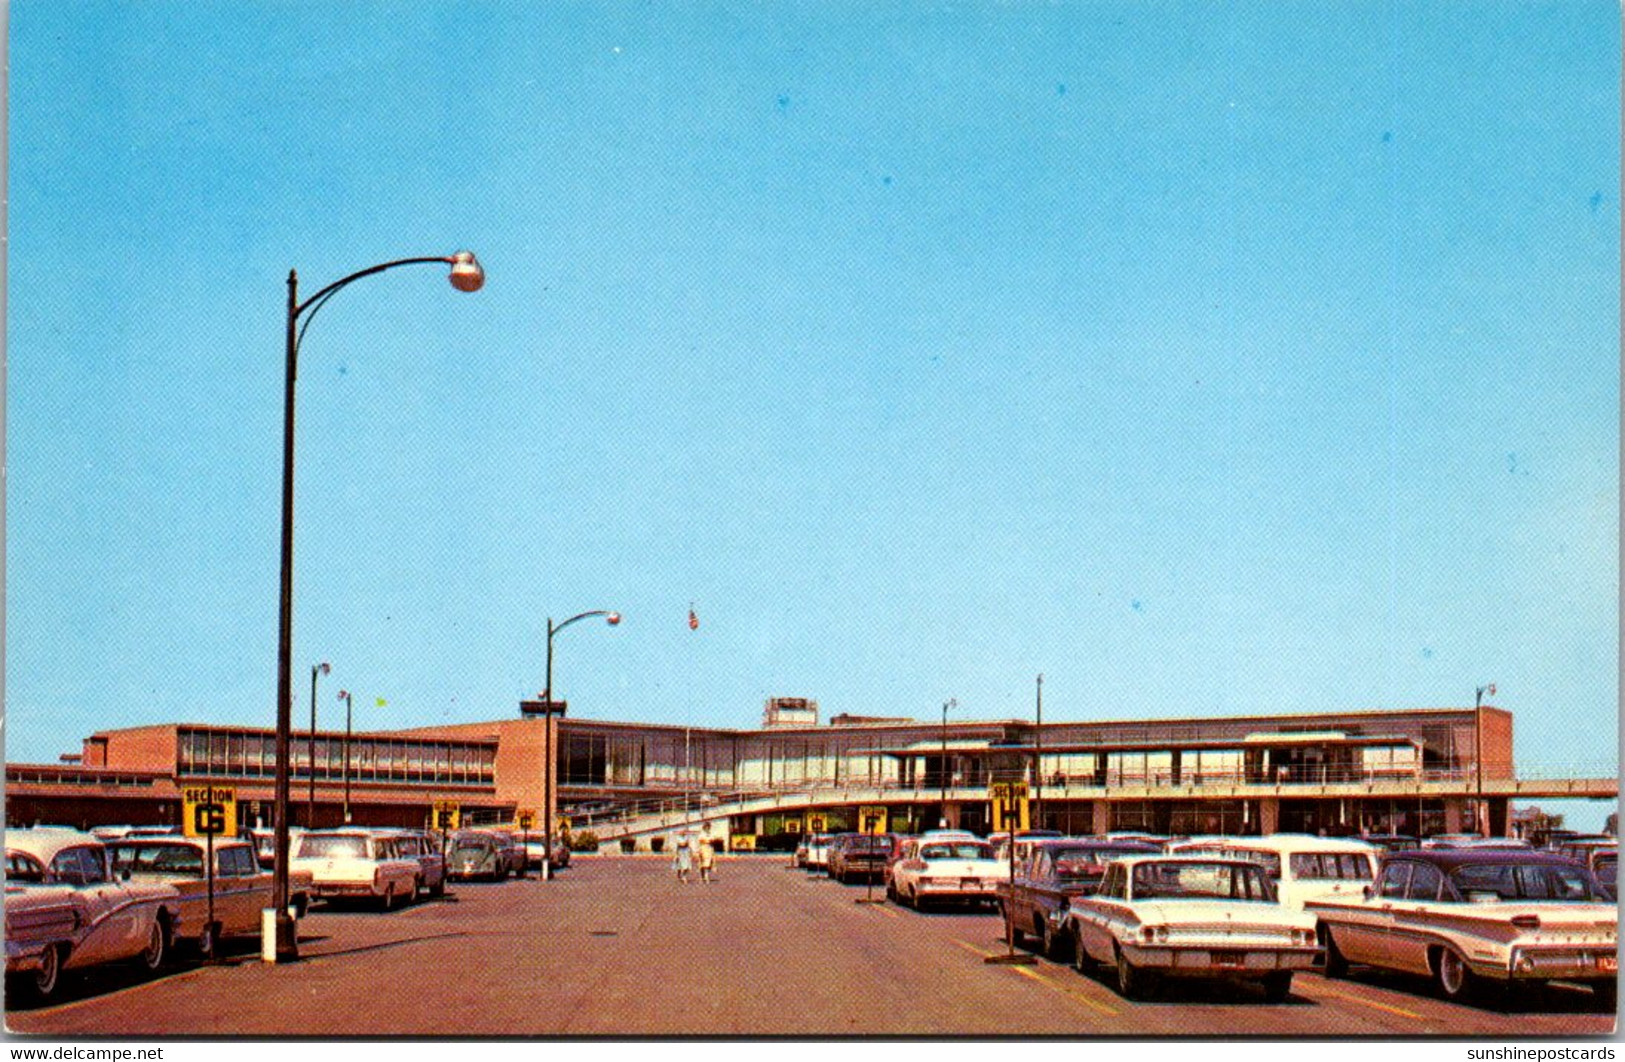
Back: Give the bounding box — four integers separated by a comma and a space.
868, 904, 901, 918
955, 939, 997, 959
1011, 962, 1121, 1017
1312, 985, 1424, 1021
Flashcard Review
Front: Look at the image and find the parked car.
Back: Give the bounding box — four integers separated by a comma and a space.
5, 829, 184, 1000
291, 829, 422, 909
1308, 849, 1617, 1007
803, 834, 835, 873
828, 834, 898, 883
109, 836, 313, 956
373, 829, 447, 898
448, 830, 521, 881
1422, 834, 1532, 850
1167, 834, 1379, 911
888, 837, 1004, 909
1361, 834, 1420, 852
242, 827, 306, 869
522, 837, 571, 870
996, 839, 1160, 958
1065, 855, 1320, 1001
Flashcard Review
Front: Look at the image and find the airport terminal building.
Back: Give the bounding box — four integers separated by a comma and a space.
12, 696, 1610, 847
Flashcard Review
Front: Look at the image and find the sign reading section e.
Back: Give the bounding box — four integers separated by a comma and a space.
182, 785, 237, 838
432, 800, 461, 831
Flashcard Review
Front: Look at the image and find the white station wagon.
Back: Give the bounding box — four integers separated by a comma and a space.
1065, 855, 1320, 1001
1168, 834, 1380, 911
292, 829, 423, 909
887, 838, 1004, 909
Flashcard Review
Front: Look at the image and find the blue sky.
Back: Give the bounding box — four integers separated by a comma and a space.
7, 3, 1618, 825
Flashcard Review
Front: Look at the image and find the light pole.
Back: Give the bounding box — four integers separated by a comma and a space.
940, 697, 957, 825
1034, 674, 1043, 831
539, 610, 621, 880
338, 689, 354, 823
1475, 682, 1495, 836
271, 251, 483, 963
307, 662, 330, 827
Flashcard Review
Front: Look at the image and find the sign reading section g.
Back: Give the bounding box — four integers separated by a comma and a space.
182, 786, 238, 838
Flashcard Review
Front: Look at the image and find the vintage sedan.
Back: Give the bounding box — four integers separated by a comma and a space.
888, 838, 1005, 909
1308, 849, 1617, 1008
996, 839, 1160, 958
828, 834, 898, 884
448, 829, 523, 881
5, 829, 185, 1000
110, 837, 313, 956
1065, 855, 1320, 1001
291, 829, 422, 908
374, 829, 448, 897
803, 834, 835, 873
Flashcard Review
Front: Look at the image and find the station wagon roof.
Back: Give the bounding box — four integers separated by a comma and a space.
1187, 835, 1380, 854
1386, 849, 1591, 871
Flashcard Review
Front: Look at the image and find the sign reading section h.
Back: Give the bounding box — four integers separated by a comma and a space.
432, 800, 461, 831
182, 785, 237, 838
858, 805, 888, 835
988, 782, 1030, 832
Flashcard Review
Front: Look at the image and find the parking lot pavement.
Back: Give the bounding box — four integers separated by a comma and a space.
7, 858, 1617, 1037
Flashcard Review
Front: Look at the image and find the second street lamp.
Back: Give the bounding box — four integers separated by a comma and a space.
270, 251, 484, 963
307, 661, 331, 827
537, 610, 621, 881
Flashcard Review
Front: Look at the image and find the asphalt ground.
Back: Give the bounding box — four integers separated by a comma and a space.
5, 856, 1616, 1037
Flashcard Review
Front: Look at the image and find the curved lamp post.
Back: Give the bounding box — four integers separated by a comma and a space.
940, 697, 957, 827
306, 661, 331, 827
337, 689, 355, 824
540, 610, 621, 881
271, 252, 484, 962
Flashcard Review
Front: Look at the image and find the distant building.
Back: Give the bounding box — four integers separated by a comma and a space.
6, 701, 1606, 851
762, 697, 818, 729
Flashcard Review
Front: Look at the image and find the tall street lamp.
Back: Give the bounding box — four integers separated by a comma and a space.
307, 662, 331, 827
1475, 682, 1496, 836
1033, 674, 1044, 831
940, 697, 957, 826
271, 251, 484, 963
537, 610, 620, 881
337, 689, 355, 823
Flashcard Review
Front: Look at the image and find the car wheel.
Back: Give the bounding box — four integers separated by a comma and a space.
1114, 945, 1148, 1000
1434, 946, 1475, 1002
1071, 927, 1093, 973
32, 944, 64, 1000
1261, 971, 1293, 1003
381, 885, 398, 912
1322, 929, 1349, 979
293, 894, 310, 919
1040, 918, 1067, 962
139, 917, 167, 973
430, 876, 445, 899
411, 877, 423, 904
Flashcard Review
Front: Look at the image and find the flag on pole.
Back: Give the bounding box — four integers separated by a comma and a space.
688, 604, 699, 631
375, 697, 388, 708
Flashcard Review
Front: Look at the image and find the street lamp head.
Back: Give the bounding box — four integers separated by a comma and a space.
447, 250, 485, 292
317, 662, 331, 677
606, 612, 621, 626
337, 689, 350, 703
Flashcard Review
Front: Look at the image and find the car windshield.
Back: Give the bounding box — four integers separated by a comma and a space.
297, 835, 368, 860
111, 843, 204, 878
921, 843, 993, 861
1452, 862, 1601, 902
453, 841, 494, 856
1131, 861, 1277, 902
1594, 854, 1617, 877
1288, 852, 1372, 881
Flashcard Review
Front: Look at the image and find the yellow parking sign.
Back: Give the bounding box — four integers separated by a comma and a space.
858, 806, 887, 835
431, 800, 461, 831
989, 782, 1030, 832
730, 835, 757, 851
182, 785, 237, 838
808, 813, 828, 833
515, 808, 536, 832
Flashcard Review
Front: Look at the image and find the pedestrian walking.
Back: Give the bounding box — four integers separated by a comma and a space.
674, 831, 693, 883
697, 833, 717, 883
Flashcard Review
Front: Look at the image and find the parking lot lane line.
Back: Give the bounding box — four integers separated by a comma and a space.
1310, 985, 1425, 1021
868, 904, 901, 919
954, 939, 998, 960
1010, 962, 1121, 1017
